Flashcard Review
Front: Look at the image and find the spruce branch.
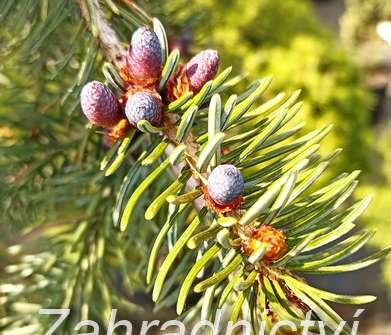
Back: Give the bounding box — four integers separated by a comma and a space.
80, 14, 391, 332
2, 2, 391, 334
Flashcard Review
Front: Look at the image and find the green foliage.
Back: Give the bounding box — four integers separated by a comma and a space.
0, 1, 390, 334
0, 1, 97, 234
149, 0, 374, 173
0, 2, 156, 333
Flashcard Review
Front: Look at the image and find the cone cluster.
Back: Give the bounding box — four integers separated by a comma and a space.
79, 24, 293, 268
80, 26, 220, 146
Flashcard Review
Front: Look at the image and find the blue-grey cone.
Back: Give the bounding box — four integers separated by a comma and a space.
207, 164, 244, 205
125, 92, 162, 126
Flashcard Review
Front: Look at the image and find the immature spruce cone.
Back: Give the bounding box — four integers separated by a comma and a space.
80, 81, 121, 128
126, 27, 162, 82
185, 49, 219, 93
207, 164, 244, 206
125, 92, 162, 126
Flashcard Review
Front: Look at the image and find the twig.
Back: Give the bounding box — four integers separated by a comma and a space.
164, 144, 204, 211
76, 0, 126, 68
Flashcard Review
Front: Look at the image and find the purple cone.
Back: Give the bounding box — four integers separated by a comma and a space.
125, 92, 162, 126
80, 81, 120, 128
185, 49, 219, 94
126, 27, 162, 81
207, 164, 244, 205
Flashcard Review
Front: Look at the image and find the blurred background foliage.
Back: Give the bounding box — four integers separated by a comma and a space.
341, 0, 391, 48
340, 0, 391, 299
358, 127, 391, 296
1, 0, 391, 328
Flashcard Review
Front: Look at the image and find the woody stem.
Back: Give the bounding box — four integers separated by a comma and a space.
76, 0, 126, 68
